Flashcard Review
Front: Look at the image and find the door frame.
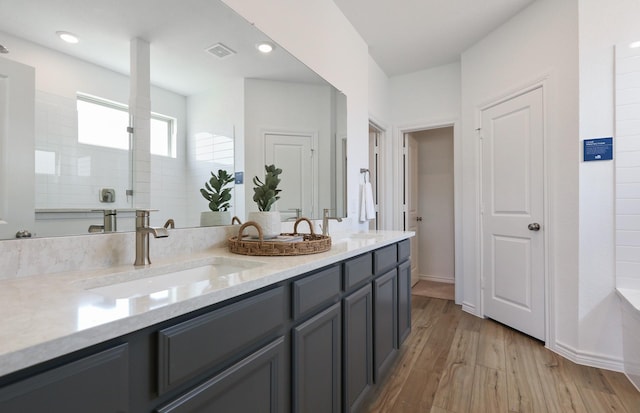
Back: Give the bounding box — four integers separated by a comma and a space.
368, 120, 386, 230
476, 77, 552, 346
369, 115, 391, 230
394, 119, 462, 305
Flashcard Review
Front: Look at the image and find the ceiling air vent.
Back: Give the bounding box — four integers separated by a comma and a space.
205, 43, 236, 59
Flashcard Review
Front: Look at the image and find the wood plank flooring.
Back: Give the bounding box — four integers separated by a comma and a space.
363, 296, 640, 413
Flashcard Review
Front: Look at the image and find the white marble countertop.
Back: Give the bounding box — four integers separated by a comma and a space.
0, 230, 412, 377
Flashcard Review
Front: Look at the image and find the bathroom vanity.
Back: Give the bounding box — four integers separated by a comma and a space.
0, 233, 411, 413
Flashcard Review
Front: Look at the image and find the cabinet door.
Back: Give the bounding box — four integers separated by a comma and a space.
373, 269, 398, 382
0, 344, 129, 413
343, 284, 373, 413
157, 337, 286, 413
398, 260, 412, 345
293, 302, 341, 413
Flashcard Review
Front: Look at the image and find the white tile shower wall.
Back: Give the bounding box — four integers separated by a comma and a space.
34, 91, 130, 210
150, 155, 189, 228
616, 44, 640, 289
0, 225, 235, 280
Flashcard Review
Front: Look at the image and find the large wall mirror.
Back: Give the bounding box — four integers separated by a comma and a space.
0, 0, 347, 240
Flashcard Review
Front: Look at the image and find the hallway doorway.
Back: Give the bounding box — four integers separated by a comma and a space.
404, 126, 455, 293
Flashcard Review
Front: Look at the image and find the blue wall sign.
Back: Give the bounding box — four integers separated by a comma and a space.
583, 137, 613, 162
234, 171, 244, 184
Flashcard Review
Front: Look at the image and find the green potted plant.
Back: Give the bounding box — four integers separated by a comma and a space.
246, 164, 283, 238
199, 169, 235, 226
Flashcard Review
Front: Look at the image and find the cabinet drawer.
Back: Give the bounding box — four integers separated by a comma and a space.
373, 244, 398, 275
293, 265, 341, 320
398, 239, 410, 263
343, 253, 373, 291
157, 337, 286, 413
0, 344, 129, 413
158, 286, 286, 393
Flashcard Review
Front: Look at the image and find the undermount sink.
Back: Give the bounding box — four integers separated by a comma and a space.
86, 258, 264, 300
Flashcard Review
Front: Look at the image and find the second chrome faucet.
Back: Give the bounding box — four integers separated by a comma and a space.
321, 208, 342, 236
135, 210, 169, 266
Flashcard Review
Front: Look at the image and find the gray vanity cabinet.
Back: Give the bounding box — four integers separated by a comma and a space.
0, 344, 129, 413
0, 239, 412, 413
293, 302, 342, 413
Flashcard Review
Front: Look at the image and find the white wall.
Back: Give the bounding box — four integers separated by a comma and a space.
221, 0, 369, 224
413, 128, 455, 283
368, 56, 391, 125
579, 0, 640, 367
390, 62, 461, 126
460, 0, 581, 359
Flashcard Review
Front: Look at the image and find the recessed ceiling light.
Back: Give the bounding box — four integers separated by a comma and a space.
0, 44, 8, 54
630, 41, 640, 49
256, 42, 275, 54
56, 31, 79, 44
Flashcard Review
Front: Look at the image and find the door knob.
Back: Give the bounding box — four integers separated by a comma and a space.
528, 222, 540, 231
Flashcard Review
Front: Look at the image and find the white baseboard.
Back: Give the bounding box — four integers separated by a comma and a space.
462, 302, 479, 316
551, 341, 625, 373
419, 274, 455, 284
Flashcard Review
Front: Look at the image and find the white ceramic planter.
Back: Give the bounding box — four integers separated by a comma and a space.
246, 211, 281, 239
200, 211, 231, 227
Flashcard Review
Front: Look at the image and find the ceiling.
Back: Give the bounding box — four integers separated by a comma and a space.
332, 0, 536, 76
0, 0, 325, 96
0, 0, 538, 93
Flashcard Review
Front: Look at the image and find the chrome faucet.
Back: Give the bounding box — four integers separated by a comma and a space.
89, 209, 117, 233
321, 208, 342, 236
135, 210, 169, 266
286, 208, 302, 221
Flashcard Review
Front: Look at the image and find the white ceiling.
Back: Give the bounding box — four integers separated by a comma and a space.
332, 0, 536, 76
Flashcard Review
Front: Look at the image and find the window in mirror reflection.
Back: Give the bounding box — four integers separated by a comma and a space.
77, 94, 176, 158
150, 115, 176, 158
77, 95, 129, 150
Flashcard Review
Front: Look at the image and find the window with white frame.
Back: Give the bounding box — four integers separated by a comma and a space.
77, 94, 176, 157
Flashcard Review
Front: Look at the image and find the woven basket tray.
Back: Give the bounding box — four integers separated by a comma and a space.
228, 218, 331, 256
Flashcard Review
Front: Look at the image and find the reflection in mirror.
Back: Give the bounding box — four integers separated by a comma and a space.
0, 0, 346, 240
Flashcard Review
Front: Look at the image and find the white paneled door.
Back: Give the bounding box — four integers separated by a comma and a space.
481, 87, 545, 341
264, 132, 315, 219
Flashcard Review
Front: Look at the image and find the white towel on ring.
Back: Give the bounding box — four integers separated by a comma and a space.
359, 182, 376, 222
